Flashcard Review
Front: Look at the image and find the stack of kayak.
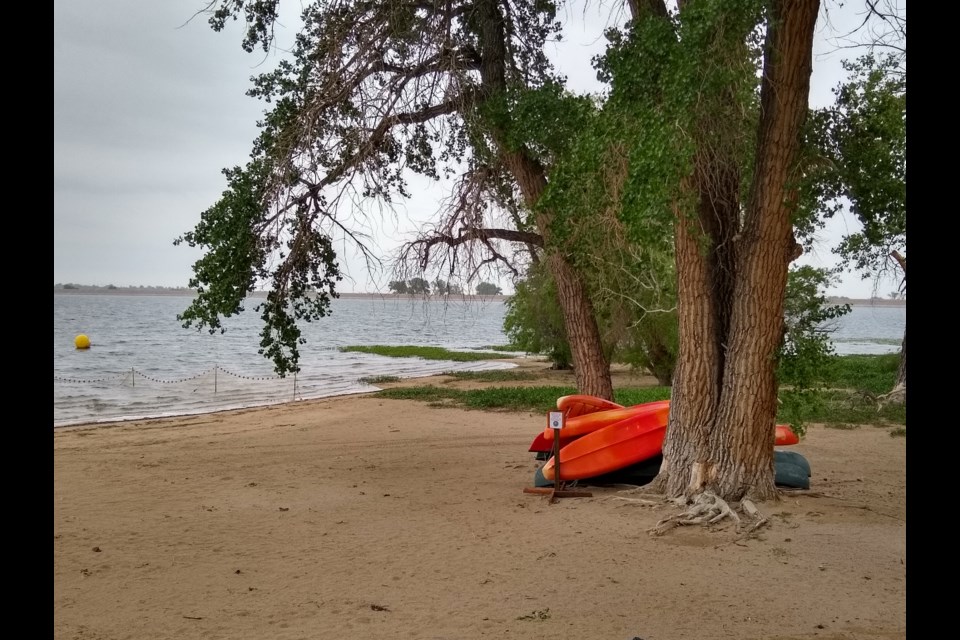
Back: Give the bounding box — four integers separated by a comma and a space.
528, 395, 811, 489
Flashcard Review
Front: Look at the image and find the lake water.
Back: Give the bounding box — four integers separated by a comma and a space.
825, 304, 906, 354
53, 294, 904, 427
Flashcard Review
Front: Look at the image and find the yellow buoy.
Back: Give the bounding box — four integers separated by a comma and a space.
75, 334, 91, 350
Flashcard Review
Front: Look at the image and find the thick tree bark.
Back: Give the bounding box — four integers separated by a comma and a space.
653, 0, 820, 502
710, 0, 819, 502
894, 329, 905, 384
501, 149, 613, 399
656, 194, 724, 493
476, 0, 614, 399
545, 251, 613, 397
890, 250, 906, 400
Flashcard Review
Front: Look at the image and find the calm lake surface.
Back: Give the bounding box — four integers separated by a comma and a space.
53, 294, 905, 427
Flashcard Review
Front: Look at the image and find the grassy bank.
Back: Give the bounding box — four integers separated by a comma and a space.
340, 345, 509, 361
358, 348, 905, 433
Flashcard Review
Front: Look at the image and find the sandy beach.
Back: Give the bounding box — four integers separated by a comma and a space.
54, 366, 906, 640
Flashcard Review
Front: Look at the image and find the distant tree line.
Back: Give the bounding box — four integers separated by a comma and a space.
386, 279, 502, 296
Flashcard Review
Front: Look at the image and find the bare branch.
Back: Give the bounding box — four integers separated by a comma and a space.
409, 228, 543, 265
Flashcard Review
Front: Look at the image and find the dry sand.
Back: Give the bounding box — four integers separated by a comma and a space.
54, 375, 906, 640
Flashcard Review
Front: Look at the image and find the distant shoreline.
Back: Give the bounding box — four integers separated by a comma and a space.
53, 287, 510, 302
825, 297, 906, 307
51, 287, 904, 307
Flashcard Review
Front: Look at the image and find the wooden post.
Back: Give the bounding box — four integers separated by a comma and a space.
523, 410, 592, 502
552, 424, 561, 494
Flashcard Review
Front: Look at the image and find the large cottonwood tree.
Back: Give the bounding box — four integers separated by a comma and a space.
177, 0, 615, 398
606, 0, 821, 506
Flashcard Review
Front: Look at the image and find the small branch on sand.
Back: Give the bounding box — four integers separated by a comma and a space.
609, 496, 660, 506
739, 499, 769, 533
614, 486, 665, 497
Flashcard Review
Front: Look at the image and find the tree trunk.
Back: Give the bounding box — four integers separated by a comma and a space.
546, 252, 614, 398
476, 0, 614, 399
654, 0, 820, 503
896, 329, 906, 384
881, 321, 906, 405
502, 153, 613, 400
655, 194, 725, 496
889, 250, 906, 403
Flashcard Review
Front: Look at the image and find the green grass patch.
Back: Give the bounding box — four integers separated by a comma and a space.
810, 353, 899, 395
613, 387, 674, 406
876, 400, 907, 424
778, 388, 906, 427
358, 375, 402, 384
889, 427, 906, 438
340, 345, 507, 361
374, 387, 458, 403
776, 353, 903, 430
373, 384, 673, 413
441, 370, 539, 382
375, 385, 572, 412
777, 389, 907, 429
361, 352, 903, 428
482, 344, 525, 352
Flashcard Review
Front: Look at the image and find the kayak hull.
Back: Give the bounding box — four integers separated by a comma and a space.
534, 450, 812, 489
556, 394, 624, 418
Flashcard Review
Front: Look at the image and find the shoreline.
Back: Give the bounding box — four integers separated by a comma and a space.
53, 288, 904, 307
53, 288, 511, 302
53, 343, 900, 431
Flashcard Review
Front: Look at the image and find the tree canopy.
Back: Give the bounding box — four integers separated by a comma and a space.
800, 53, 905, 288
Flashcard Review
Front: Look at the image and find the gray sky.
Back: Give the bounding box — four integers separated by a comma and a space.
54, 0, 904, 297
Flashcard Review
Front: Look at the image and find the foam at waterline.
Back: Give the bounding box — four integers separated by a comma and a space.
54, 358, 520, 428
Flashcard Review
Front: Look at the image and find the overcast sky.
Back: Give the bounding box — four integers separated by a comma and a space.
54, 0, 904, 297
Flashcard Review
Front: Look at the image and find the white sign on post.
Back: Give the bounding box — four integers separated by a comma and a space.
548, 411, 564, 431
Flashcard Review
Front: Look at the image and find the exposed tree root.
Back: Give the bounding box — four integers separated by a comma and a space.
648, 491, 768, 537
877, 383, 906, 408
857, 384, 905, 411
611, 487, 770, 536
738, 499, 769, 535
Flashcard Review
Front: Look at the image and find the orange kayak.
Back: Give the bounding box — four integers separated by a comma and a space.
531, 396, 799, 451
537, 415, 800, 485
540, 400, 671, 442
531, 420, 798, 454
538, 405, 671, 483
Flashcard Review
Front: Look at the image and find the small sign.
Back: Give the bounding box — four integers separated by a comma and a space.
548, 411, 564, 430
